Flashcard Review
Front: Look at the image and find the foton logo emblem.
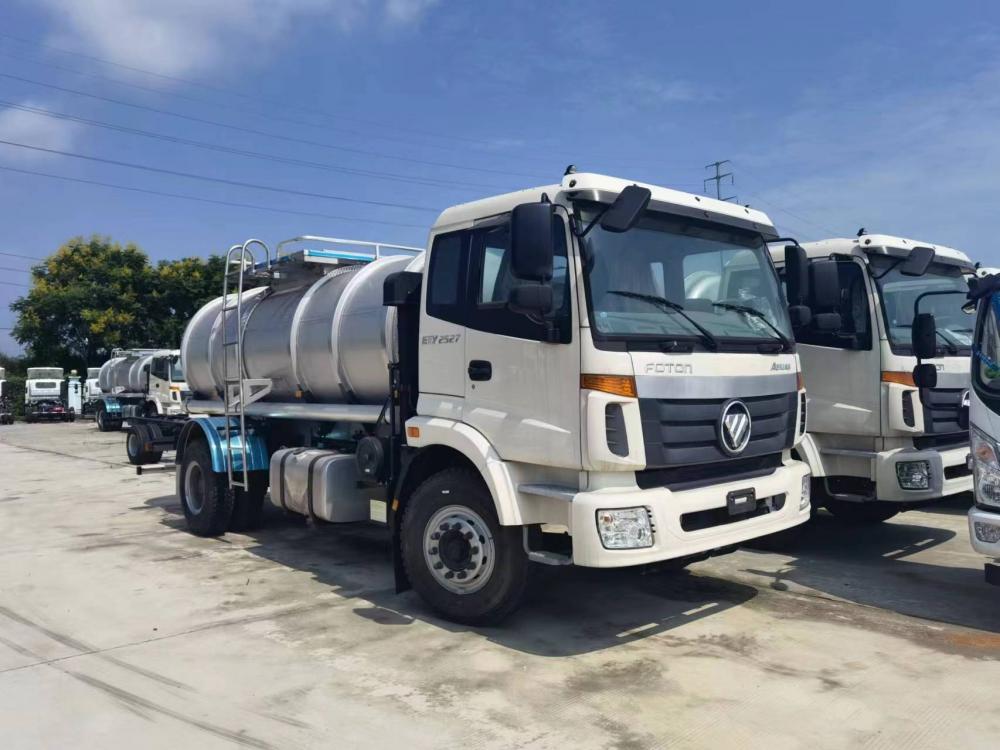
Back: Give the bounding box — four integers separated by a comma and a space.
645, 363, 693, 375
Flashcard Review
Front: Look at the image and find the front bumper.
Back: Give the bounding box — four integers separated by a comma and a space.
969, 506, 1000, 559
873, 445, 971, 503
568, 459, 810, 568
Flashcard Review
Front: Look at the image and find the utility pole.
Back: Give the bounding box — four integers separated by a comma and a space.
704, 160, 736, 202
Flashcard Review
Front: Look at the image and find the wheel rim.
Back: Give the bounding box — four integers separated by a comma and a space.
184, 461, 205, 514
422, 505, 496, 595
127, 432, 140, 458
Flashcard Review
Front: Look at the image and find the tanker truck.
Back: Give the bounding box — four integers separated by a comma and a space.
94, 349, 188, 431
25, 367, 73, 423
770, 234, 974, 523
174, 172, 817, 624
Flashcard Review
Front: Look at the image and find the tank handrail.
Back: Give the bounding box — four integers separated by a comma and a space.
274, 235, 423, 266
242, 238, 271, 270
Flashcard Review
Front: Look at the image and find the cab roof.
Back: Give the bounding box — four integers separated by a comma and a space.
777, 234, 972, 269
433, 172, 778, 238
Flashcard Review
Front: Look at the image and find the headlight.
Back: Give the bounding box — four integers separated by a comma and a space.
971, 426, 1000, 509
800, 474, 811, 511
896, 460, 930, 490
596, 507, 653, 549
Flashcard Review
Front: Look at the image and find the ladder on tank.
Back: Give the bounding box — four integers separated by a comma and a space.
220, 239, 273, 491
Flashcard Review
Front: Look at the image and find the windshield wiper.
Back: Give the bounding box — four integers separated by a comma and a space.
712, 302, 793, 351
935, 330, 958, 355
607, 290, 719, 351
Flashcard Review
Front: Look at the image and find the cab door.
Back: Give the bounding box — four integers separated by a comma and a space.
461, 216, 581, 469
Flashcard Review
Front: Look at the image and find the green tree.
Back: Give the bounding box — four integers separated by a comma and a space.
9, 236, 224, 372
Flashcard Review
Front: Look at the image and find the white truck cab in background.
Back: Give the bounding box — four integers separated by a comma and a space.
25, 366, 73, 423
967, 273, 1000, 584
95, 349, 188, 431
82, 367, 103, 416
772, 234, 974, 523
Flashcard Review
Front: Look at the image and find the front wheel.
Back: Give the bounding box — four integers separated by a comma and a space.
823, 499, 899, 524
179, 440, 233, 536
401, 469, 529, 625
125, 427, 163, 465
96, 407, 117, 432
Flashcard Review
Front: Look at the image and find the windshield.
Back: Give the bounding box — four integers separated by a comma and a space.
975, 294, 1000, 393
579, 206, 792, 349
170, 359, 185, 383
870, 257, 972, 354
33, 381, 58, 389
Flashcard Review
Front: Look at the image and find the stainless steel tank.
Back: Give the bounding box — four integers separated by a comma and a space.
181, 254, 422, 404
127, 354, 154, 393
98, 356, 132, 392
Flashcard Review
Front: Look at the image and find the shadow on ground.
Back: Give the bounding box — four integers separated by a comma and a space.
741, 507, 1000, 634
147, 494, 756, 657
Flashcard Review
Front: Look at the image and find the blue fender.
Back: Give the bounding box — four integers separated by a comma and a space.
101, 396, 122, 415
176, 415, 269, 474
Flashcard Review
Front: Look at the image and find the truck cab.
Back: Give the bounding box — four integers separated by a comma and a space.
147, 351, 188, 416
967, 273, 1000, 584
83, 367, 103, 415
772, 234, 974, 522
25, 367, 72, 423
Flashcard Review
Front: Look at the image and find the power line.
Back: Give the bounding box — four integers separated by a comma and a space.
0, 266, 30, 274
703, 160, 736, 202
0, 163, 428, 229
0, 138, 441, 213
0, 72, 547, 180
0, 280, 29, 288
0, 250, 43, 261
0, 99, 506, 192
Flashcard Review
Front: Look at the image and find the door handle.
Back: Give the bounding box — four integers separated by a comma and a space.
468, 360, 492, 381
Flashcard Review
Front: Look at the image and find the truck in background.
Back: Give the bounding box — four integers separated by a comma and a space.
0, 367, 12, 424
82, 367, 103, 416
94, 349, 188, 432
965, 272, 1000, 584
25, 367, 74, 423
172, 172, 820, 624
771, 233, 974, 523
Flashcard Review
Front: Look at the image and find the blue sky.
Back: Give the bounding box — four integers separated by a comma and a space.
2, 0, 999, 355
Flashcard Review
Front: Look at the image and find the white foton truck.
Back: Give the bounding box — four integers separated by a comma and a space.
94, 349, 188, 431
175, 173, 814, 623
25, 366, 74, 422
772, 234, 974, 523
966, 273, 1000, 584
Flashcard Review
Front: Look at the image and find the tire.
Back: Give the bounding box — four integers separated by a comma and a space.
96, 407, 115, 432
125, 427, 163, 465
229, 471, 268, 532
179, 440, 234, 537
401, 468, 529, 625
823, 499, 899, 524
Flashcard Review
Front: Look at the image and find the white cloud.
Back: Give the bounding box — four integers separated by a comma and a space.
0, 101, 80, 161
32, 0, 439, 79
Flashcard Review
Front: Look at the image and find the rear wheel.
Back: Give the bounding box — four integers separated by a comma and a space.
95, 406, 117, 432
823, 499, 899, 524
179, 440, 233, 536
125, 427, 163, 465
229, 471, 268, 532
401, 468, 529, 625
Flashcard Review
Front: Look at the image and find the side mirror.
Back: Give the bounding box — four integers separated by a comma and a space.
814, 312, 842, 332
508, 283, 553, 316
785, 245, 809, 305
599, 185, 652, 233
900, 246, 935, 277
510, 202, 556, 281
912, 363, 938, 389
788, 305, 812, 329
809, 259, 841, 310
912, 312, 938, 359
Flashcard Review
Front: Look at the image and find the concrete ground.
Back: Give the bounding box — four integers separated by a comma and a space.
1, 421, 998, 750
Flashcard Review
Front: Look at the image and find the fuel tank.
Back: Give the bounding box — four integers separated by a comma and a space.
181, 254, 423, 404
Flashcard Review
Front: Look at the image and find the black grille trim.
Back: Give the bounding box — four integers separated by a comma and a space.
636, 453, 782, 491
639, 391, 797, 468
605, 403, 629, 457
921, 387, 966, 435
913, 433, 968, 450
680, 493, 787, 532
902, 390, 915, 428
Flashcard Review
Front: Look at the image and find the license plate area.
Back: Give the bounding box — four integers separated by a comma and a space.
727, 488, 757, 516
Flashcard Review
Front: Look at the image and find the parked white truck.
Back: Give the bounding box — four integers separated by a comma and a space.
771, 234, 974, 523
173, 172, 819, 623
966, 272, 1000, 584
82, 367, 103, 416
25, 367, 74, 422
94, 349, 188, 431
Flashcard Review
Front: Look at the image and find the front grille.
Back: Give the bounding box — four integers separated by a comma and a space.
636, 453, 781, 491
639, 392, 798, 469
913, 433, 968, 450
921, 387, 965, 435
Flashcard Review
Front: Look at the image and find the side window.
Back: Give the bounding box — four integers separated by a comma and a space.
426, 230, 469, 325
468, 217, 572, 342
795, 260, 872, 350
150, 357, 169, 381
